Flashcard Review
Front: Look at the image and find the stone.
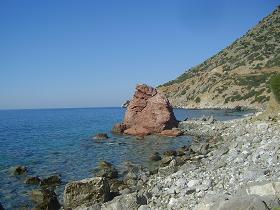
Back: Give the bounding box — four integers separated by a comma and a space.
190, 142, 209, 155
97, 161, 118, 179
160, 156, 174, 167
114, 84, 178, 136
112, 123, 127, 134
198, 194, 280, 210
187, 180, 200, 188
40, 175, 61, 187
63, 177, 110, 209
158, 160, 177, 177
24, 176, 41, 185
163, 150, 177, 157
149, 152, 162, 161
10, 165, 27, 176
93, 133, 109, 140
101, 192, 147, 210
31, 188, 60, 210
159, 128, 183, 137
245, 181, 280, 197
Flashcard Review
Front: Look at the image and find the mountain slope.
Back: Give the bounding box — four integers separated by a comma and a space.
158, 7, 280, 110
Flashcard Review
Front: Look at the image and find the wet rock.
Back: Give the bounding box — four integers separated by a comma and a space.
10, 165, 27, 176
112, 123, 127, 134
63, 177, 110, 209
163, 150, 177, 157
31, 188, 60, 210
149, 152, 162, 161
40, 175, 61, 187
160, 156, 175, 167
114, 84, 178, 136
159, 128, 183, 137
24, 176, 41, 185
96, 161, 118, 179
93, 133, 109, 140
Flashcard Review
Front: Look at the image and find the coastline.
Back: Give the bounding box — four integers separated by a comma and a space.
97, 113, 280, 209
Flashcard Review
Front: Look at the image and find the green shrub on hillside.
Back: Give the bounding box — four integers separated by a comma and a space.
271, 74, 280, 103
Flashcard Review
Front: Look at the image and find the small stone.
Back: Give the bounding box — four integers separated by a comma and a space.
10, 165, 27, 176
93, 133, 109, 140
163, 150, 177, 157
40, 175, 61, 187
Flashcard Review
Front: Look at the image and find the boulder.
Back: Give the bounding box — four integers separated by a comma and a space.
196, 194, 279, 210
113, 84, 178, 136
31, 188, 60, 210
112, 123, 127, 134
159, 128, 183, 137
63, 177, 110, 209
24, 176, 41, 185
93, 133, 109, 140
96, 161, 118, 179
149, 152, 162, 161
163, 150, 177, 157
40, 175, 61, 187
10, 165, 27, 176
101, 192, 147, 210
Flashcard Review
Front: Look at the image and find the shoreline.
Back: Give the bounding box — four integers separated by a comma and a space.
97, 113, 280, 209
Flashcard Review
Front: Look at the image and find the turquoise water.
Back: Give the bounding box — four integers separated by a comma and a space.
0, 108, 252, 209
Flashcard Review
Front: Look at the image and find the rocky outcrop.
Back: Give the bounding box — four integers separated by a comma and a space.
31, 188, 60, 210
63, 177, 110, 209
113, 84, 178, 136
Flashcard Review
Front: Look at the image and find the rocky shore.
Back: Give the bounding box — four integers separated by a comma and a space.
58, 111, 280, 210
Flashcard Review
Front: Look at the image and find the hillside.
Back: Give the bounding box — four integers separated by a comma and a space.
158, 7, 280, 110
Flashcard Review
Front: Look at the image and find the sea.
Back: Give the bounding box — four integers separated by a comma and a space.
0, 107, 254, 209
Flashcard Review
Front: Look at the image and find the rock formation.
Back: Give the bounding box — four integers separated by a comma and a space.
113, 84, 178, 136
63, 177, 110, 209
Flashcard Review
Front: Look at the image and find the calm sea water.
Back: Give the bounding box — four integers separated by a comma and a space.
0, 108, 253, 209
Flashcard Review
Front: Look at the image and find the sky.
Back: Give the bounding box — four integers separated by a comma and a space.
0, 0, 279, 109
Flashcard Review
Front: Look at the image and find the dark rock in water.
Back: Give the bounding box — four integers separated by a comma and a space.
40, 175, 61, 187
31, 188, 60, 210
0, 202, 4, 210
163, 150, 177, 157
96, 161, 118, 179
121, 100, 130, 108
11, 165, 27, 176
63, 177, 110, 209
93, 133, 109, 140
149, 152, 162, 161
112, 123, 127, 134
114, 84, 178, 136
24, 176, 41, 185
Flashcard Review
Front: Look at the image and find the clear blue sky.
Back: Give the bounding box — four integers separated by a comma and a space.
0, 0, 279, 109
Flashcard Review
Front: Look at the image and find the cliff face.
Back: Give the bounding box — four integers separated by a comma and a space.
158, 8, 280, 110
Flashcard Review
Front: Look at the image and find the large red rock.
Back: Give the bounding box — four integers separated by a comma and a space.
114, 84, 178, 136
